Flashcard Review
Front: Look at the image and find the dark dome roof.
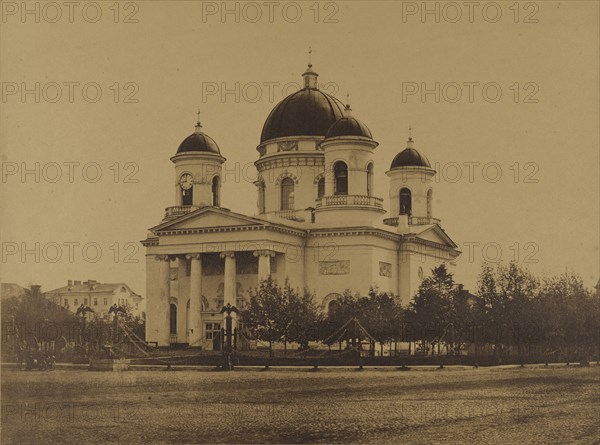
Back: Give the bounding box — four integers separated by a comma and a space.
325, 114, 373, 139
177, 127, 220, 155
260, 88, 345, 143
390, 145, 431, 169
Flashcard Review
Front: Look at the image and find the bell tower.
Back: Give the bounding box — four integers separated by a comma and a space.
315, 101, 385, 226
385, 134, 437, 232
170, 113, 226, 211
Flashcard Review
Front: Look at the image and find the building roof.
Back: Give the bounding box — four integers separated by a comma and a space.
260, 87, 345, 143
390, 145, 431, 169
45, 282, 142, 299
325, 114, 373, 139
176, 125, 221, 155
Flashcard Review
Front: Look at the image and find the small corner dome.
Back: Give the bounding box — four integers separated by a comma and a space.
325, 115, 373, 139
176, 122, 221, 155
390, 142, 431, 169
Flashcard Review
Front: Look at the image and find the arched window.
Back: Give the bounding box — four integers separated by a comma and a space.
169, 304, 177, 335
258, 181, 266, 214
317, 177, 325, 198
323, 293, 342, 315
427, 189, 433, 218
280, 177, 294, 210
366, 163, 373, 196
182, 186, 193, 206
211, 176, 220, 206
334, 161, 348, 195
328, 300, 340, 316
400, 188, 412, 215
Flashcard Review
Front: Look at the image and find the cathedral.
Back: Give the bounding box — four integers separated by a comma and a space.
142, 62, 461, 349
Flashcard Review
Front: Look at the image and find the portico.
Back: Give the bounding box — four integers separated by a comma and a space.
143, 211, 300, 348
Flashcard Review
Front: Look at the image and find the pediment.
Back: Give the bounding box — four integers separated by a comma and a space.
150, 207, 268, 233
411, 224, 459, 249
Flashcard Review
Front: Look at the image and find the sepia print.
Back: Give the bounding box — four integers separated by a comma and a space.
1, 1, 598, 444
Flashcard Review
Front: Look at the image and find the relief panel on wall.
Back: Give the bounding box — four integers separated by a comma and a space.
319, 260, 350, 275
379, 262, 392, 277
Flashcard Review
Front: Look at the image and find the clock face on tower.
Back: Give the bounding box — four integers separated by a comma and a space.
179, 173, 193, 190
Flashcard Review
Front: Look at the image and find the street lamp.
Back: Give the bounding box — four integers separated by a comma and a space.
219, 303, 239, 370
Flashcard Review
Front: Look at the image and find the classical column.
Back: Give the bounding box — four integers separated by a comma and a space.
254, 250, 275, 282
220, 252, 237, 307
156, 254, 172, 346
186, 253, 202, 347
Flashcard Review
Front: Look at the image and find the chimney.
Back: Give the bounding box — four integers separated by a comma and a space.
68, 280, 73, 286
30, 285, 42, 297
74, 280, 81, 285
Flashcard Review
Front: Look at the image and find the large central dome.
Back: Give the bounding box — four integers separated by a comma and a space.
260, 66, 345, 143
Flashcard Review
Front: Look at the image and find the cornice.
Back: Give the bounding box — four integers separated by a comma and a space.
309, 227, 400, 242
155, 224, 307, 238
145, 224, 460, 257
141, 237, 159, 247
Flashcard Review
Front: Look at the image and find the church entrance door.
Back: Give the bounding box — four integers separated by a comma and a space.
213, 331, 221, 351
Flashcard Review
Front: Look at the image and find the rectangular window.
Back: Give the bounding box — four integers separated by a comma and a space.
64, 299, 68, 307
84, 298, 88, 305
74, 299, 78, 305
205, 323, 221, 340
104, 298, 108, 306
93, 298, 98, 306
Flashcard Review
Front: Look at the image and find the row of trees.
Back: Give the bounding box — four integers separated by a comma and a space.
1, 291, 145, 360
240, 263, 600, 357
242, 278, 320, 352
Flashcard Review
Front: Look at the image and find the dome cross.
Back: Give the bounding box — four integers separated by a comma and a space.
407, 126, 415, 148
195, 109, 203, 133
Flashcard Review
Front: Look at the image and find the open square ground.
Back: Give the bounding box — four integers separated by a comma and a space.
1, 365, 598, 444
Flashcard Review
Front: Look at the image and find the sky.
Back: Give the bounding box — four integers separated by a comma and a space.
1, 0, 598, 300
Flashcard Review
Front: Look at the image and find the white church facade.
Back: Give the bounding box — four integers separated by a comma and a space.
142, 63, 461, 349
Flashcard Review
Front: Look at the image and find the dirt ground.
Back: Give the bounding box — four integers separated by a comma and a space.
1, 365, 598, 444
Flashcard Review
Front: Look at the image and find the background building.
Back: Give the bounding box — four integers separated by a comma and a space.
45, 280, 143, 319
142, 63, 461, 348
